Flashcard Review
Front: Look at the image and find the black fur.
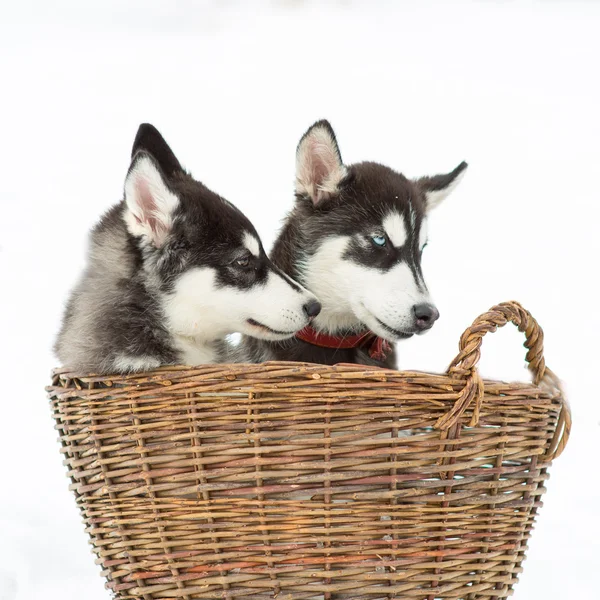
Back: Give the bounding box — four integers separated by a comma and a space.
55, 124, 308, 373
244, 120, 466, 369
126, 130, 270, 293
131, 123, 182, 175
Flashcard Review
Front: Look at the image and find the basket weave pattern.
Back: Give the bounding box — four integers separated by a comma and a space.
48, 302, 570, 599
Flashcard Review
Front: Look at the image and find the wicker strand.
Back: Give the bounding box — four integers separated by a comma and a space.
46, 301, 570, 599
437, 301, 562, 436
538, 368, 572, 462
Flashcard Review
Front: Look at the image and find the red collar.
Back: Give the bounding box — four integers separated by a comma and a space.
295, 326, 392, 362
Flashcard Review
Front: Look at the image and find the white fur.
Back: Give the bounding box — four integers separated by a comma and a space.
383, 212, 407, 247
162, 266, 318, 344
112, 354, 161, 373
243, 232, 260, 257
124, 155, 179, 247
409, 204, 417, 230
171, 335, 219, 366
419, 219, 428, 250
424, 168, 467, 211
299, 236, 430, 339
296, 125, 347, 204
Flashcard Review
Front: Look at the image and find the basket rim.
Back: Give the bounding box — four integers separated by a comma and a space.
47, 301, 572, 462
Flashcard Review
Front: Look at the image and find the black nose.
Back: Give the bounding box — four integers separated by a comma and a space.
303, 299, 322, 319
413, 303, 440, 331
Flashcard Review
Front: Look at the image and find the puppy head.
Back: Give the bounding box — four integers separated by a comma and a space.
290, 120, 467, 340
123, 124, 320, 342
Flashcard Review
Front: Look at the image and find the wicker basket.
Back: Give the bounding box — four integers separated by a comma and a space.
48, 301, 570, 600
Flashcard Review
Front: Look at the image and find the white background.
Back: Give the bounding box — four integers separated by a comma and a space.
0, 1, 598, 598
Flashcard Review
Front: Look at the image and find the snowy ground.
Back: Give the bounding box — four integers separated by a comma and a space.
0, 1, 598, 599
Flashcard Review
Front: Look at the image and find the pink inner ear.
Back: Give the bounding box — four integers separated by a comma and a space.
309, 140, 331, 186
137, 177, 165, 240
307, 139, 341, 204
311, 158, 330, 189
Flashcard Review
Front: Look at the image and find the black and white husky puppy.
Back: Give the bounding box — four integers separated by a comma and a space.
243, 120, 467, 369
55, 124, 320, 373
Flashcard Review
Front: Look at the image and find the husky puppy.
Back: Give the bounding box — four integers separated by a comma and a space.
243, 120, 467, 369
55, 124, 321, 373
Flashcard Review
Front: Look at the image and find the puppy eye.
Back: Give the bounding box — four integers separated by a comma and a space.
235, 256, 250, 268
371, 235, 387, 247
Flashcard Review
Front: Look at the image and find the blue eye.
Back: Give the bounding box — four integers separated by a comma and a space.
371, 235, 387, 247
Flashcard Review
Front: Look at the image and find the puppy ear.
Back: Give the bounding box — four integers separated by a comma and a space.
123, 153, 180, 248
416, 161, 468, 211
295, 120, 347, 205
131, 123, 183, 177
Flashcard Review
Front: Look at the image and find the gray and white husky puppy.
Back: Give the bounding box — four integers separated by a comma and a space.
243, 120, 467, 369
55, 124, 320, 373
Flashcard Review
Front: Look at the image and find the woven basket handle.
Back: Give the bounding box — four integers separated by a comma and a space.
437, 301, 571, 462
448, 301, 546, 382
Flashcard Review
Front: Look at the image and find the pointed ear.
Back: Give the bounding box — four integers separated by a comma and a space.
417, 161, 468, 211
295, 120, 347, 205
131, 123, 183, 177
123, 153, 180, 248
